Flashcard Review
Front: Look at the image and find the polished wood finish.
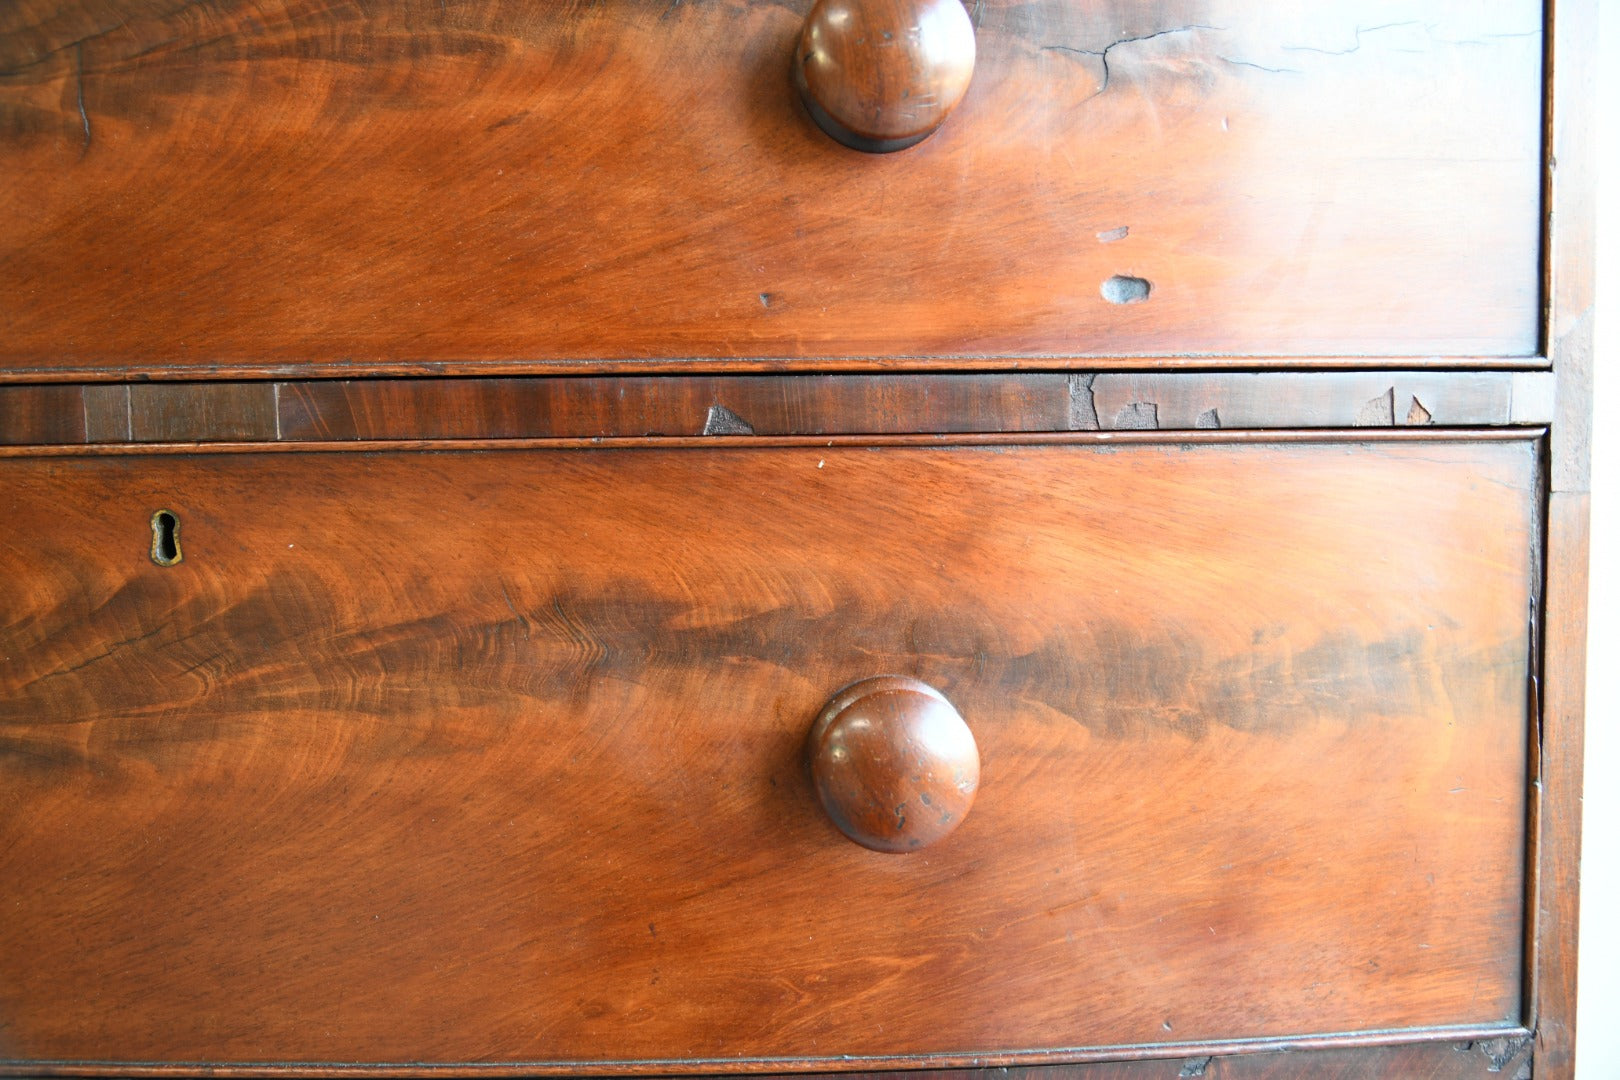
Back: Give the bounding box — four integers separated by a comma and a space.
0, 2, 1542, 378
273, 371, 1553, 441
808, 676, 978, 851
1529, 5, 1598, 1075
280, 374, 1070, 441
126, 384, 280, 442
746, 1037, 1537, 1079
793, 0, 975, 152
0, 1036, 1543, 1079
0, 0, 1595, 1074
80, 384, 132, 442
0, 371, 1557, 446
0, 1033, 1542, 1079
0, 437, 1535, 1067
1537, 493, 1588, 1079
0, 383, 85, 443
0, 428, 1544, 460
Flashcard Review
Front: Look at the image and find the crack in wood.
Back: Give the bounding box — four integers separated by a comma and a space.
1041, 24, 1222, 101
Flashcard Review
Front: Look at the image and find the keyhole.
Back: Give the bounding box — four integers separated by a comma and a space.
150, 510, 182, 566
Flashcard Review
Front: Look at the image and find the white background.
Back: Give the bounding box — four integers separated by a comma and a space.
1574, 2, 1616, 1074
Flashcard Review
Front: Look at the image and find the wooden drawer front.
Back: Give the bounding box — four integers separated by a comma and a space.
0, 437, 1533, 1069
0, 2, 1541, 379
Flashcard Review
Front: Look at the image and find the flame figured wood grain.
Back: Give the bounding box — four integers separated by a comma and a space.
0, 1, 1542, 378
0, 437, 1534, 1068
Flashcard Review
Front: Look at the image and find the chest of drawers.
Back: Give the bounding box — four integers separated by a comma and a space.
0, 0, 1595, 1077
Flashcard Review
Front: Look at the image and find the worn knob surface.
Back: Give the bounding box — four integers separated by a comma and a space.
807, 676, 979, 852
792, 0, 976, 152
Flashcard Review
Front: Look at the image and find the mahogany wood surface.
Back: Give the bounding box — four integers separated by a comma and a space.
0, 0, 1593, 1074
1530, 5, 1597, 1075
0, 1037, 1544, 1080
0, 371, 1558, 446
0, 383, 85, 443
0, 437, 1536, 1068
763, 1036, 1537, 1079
0, 1, 1543, 379
1536, 493, 1587, 1079
0, 1036, 1543, 1080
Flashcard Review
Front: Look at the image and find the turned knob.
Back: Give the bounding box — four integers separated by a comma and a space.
807, 676, 980, 852
792, 0, 976, 153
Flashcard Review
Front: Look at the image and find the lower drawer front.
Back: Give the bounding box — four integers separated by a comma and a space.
0, 437, 1533, 1068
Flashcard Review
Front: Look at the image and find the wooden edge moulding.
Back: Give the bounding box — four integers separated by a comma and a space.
0, 372, 1560, 446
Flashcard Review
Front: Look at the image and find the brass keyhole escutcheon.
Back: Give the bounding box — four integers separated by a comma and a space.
150, 509, 182, 566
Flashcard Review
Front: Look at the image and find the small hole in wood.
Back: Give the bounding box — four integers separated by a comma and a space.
150, 510, 182, 566
1101, 275, 1151, 304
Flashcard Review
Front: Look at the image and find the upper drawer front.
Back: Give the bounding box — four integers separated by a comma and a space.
0, 437, 1534, 1069
0, 1, 1542, 379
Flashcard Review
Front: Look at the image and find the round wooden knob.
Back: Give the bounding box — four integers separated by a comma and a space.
792, 0, 976, 153
807, 676, 979, 852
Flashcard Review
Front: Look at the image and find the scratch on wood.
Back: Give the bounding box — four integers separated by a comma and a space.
74, 43, 91, 156
499, 581, 532, 640
485, 111, 530, 131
